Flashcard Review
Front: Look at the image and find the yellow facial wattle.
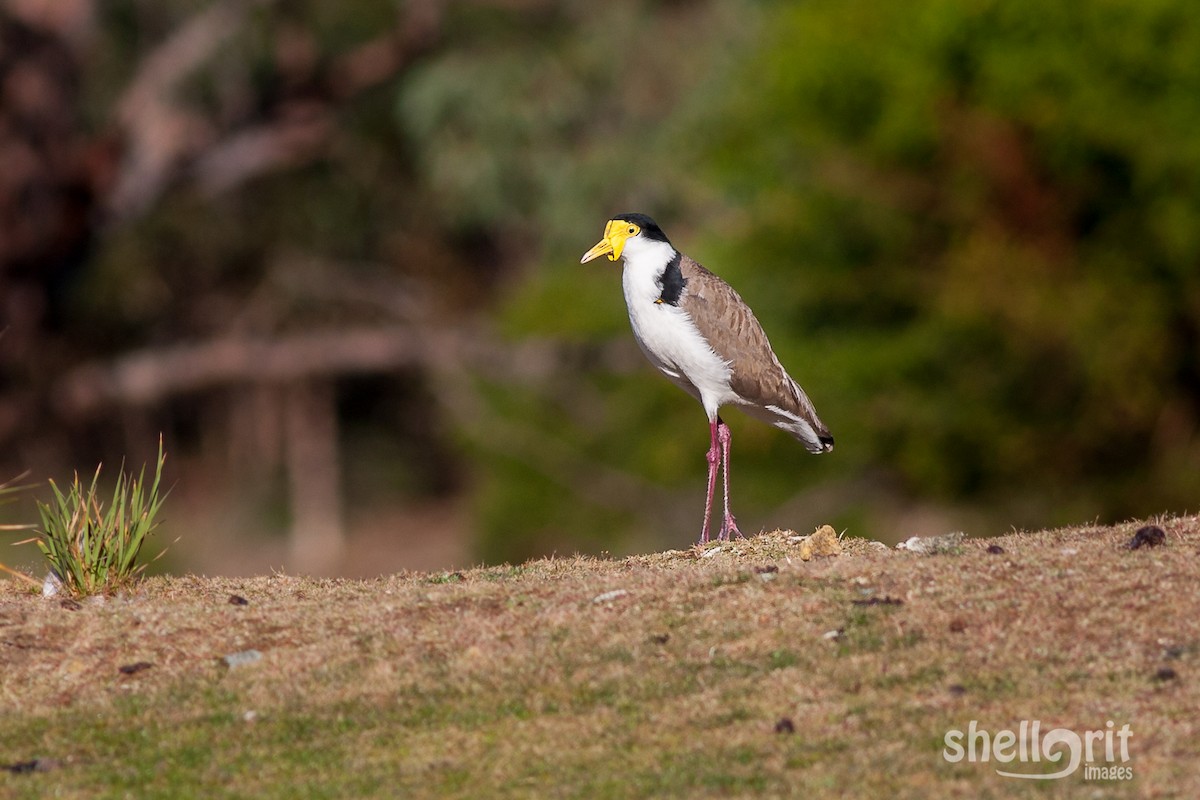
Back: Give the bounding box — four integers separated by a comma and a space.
580, 219, 641, 264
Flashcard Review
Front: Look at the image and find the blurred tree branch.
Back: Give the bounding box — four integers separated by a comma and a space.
108, 0, 446, 220
58, 326, 442, 412
55, 324, 636, 415
108, 0, 275, 220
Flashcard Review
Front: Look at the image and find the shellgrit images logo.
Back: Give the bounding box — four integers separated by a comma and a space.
943, 720, 1133, 781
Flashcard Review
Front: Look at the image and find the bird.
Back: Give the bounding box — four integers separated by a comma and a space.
581, 213, 833, 544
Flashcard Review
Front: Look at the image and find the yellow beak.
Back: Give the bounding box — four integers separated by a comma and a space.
580, 220, 632, 264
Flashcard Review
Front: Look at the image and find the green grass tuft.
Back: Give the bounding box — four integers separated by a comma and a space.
31, 439, 168, 596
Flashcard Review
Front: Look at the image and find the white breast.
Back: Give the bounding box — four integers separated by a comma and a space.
620, 243, 735, 420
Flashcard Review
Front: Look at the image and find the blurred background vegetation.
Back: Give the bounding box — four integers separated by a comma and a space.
2, 0, 1198, 576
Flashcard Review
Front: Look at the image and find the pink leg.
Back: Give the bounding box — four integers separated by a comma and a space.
699, 420, 720, 544
717, 420, 742, 540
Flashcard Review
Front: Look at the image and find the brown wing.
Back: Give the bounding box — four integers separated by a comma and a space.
677, 255, 833, 447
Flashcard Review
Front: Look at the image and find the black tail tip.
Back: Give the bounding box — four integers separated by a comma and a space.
819, 434, 835, 453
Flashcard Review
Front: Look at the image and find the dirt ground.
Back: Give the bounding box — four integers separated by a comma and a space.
1, 515, 1196, 797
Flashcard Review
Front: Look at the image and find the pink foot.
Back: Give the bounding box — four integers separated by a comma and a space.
718, 515, 743, 542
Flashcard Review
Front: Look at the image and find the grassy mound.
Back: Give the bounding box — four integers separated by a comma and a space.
2, 517, 1196, 797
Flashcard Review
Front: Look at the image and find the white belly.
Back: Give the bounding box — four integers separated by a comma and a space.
622, 261, 734, 419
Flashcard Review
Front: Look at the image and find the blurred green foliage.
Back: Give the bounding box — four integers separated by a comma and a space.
707, 0, 1200, 521
474, 0, 1200, 556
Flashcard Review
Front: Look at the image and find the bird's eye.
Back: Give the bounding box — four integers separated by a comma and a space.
628, 227, 636, 234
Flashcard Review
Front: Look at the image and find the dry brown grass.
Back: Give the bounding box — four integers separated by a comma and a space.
1, 516, 1197, 798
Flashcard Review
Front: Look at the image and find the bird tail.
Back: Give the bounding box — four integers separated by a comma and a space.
739, 400, 833, 454
797, 426, 834, 454
785, 381, 833, 454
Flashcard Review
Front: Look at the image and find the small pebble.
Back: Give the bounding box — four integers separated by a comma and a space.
3, 758, 55, 774
221, 649, 263, 669
118, 661, 153, 676
1154, 666, 1177, 682
1127, 526, 1166, 550
852, 596, 904, 607
41, 571, 62, 598
591, 589, 629, 604
896, 532, 964, 555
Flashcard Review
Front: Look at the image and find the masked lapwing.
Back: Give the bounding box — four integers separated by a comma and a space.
581, 213, 834, 544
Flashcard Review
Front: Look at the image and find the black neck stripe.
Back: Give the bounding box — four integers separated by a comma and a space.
657, 251, 686, 306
